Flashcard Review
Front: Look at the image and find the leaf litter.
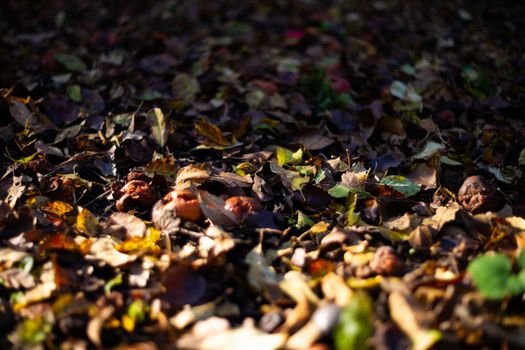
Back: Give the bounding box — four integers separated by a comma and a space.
1, 0, 525, 349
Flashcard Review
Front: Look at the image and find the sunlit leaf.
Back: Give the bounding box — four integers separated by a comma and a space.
309, 221, 330, 234
467, 253, 520, 300
345, 192, 360, 226
148, 107, 168, 147
104, 273, 123, 297
75, 207, 99, 236
116, 227, 161, 254
146, 155, 179, 181
12, 317, 52, 347
389, 290, 441, 350
334, 291, 373, 350
276, 146, 303, 166
380, 175, 421, 197
295, 210, 315, 229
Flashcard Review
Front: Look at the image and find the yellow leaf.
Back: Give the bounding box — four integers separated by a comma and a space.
41, 201, 77, 223
310, 221, 330, 234
291, 175, 310, 192
75, 207, 99, 236
122, 314, 135, 332
347, 275, 384, 289
115, 227, 161, 254
146, 155, 179, 181
276, 146, 303, 166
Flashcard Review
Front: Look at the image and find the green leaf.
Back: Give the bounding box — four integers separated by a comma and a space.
380, 175, 421, 197
291, 175, 310, 192
19, 256, 34, 273
462, 66, 496, 98
67, 84, 82, 102
440, 155, 463, 166
313, 168, 326, 184
390, 80, 422, 104
54, 53, 87, 72
300, 67, 338, 112
18, 317, 52, 346
172, 73, 200, 107
468, 253, 513, 300
518, 250, 525, 270
295, 165, 316, 177
296, 210, 315, 229
334, 291, 373, 350
7, 152, 40, 164
390, 80, 408, 99
401, 64, 416, 76
276, 146, 303, 166
505, 275, 524, 296
328, 184, 350, 198
128, 299, 148, 323
148, 108, 168, 147
104, 273, 123, 297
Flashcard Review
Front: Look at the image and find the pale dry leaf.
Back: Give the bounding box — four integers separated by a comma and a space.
198, 322, 286, 350
14, 261, 56, 309
0, 268, 35, 289
86, 236, 135, 267
87, 306, 114, 347
148, 107, 168, 147
176, 165, 210, 190
106, 212, 147, 239
6, 176, 25, 208
198, 191, 238, 228
388, 290, 441, 350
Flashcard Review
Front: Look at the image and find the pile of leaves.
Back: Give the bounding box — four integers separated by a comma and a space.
1, 0, 525, 349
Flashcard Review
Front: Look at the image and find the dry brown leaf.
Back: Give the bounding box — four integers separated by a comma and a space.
195, 118, 230, 147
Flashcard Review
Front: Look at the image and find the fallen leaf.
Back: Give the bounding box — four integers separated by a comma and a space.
388, 290, 441, 350
195, 118, 230, 147
176, 165, 210, 190
380, 175, 421, 197
86, 236, 135, 267
148, 108, 168, 147
87, 306, 114, 347
162, 264, 207, 306
54, 53, 87, 72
